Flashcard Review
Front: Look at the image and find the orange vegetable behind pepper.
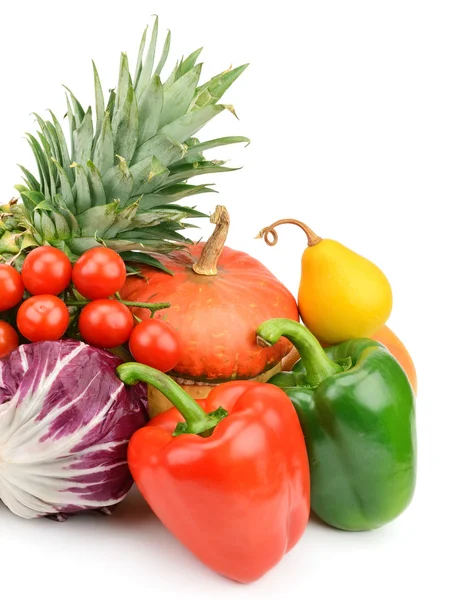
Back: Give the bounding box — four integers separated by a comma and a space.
117, 364, 311, 584
282, 324, 417, 395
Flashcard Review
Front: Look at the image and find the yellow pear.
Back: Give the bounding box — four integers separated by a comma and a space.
256, 219, 393, 344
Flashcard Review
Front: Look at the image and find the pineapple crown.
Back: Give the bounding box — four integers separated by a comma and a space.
10, 17, 248, 269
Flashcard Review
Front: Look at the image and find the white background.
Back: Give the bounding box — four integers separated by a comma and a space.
0, 1, 453, 598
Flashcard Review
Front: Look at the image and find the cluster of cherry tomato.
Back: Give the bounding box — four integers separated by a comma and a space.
0, 246, 181, 372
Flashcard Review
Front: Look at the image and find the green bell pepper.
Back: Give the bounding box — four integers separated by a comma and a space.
257, 318, 417, 532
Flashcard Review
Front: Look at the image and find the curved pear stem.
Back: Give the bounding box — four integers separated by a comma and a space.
193, 205, 230, 276
256, 219, 322, 247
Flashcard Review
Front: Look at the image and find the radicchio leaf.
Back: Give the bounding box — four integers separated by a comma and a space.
0, 340, 148, 519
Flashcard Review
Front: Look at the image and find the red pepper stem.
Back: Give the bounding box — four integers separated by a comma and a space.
116, 363, 228, 436
256, 318, 343, 387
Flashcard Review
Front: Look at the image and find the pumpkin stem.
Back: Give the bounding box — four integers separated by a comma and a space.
192, 205, 230, 276
255, 219, 322, 247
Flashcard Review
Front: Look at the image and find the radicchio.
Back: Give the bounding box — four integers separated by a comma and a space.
0, 340, 148, 519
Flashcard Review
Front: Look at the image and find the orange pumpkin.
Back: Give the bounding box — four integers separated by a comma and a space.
120, 206, 299, 414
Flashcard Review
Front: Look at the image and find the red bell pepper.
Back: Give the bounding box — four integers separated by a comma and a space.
117, 363, 311, 584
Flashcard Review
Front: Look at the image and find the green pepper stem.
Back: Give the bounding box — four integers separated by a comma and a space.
257, 318, 342, 387
117, 363, 227, 436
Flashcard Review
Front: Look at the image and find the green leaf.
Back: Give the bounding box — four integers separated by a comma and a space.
106, 89, 116, 117
154, 29, 171, 76
136, 184, 214, 209
113, 53, 131, 116
132, 155, 169, 195
92, 62, 105, 141
49, 110, 74, 184
137, 75, 163, 145
120, 251, 173, 275
103, 201, 138, 237
159, 64, 202, 128
116, 226, 190, 244
72, 163, 91, 214
112, 85, 138, 163
178, 48, 203, 77
159, 104, 225, 143
26, 134, 50, 198
53, 195, 81, 236
133, 26, 148, 88
33, 199, 55, 211
36, 131, 57, 198
163, 61, 179, 91
52, 159, 76, 213
133, 134, 186, 169
51, 211, 71, 240
66, 237, 103, 254
92, 111, 114, 175
103, 157, 134, 205
136, 17, 159, 97
37, 210, 57, 240
179, 136, 250, 162
105, 238, 177, 254
86, 161, 107, 206
159, 161, 239, 188
73, 107, 94, 166
191, 64, 248, 110
65, 94, 76, 161
63, 86, 85, 126
18, 165, 40, 191
77, 202, 118, 237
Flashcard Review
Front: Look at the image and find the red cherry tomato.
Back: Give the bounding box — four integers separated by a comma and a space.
0, 264, 24, 311
17, 295, 69, 342
21, 246, 72, 296
78, 300, 134, 348
72, 248, 126, 300
0, 321, 19, 358
129, 319, 182, 372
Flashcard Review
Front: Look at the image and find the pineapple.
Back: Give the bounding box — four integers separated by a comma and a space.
3, 18, 248, 270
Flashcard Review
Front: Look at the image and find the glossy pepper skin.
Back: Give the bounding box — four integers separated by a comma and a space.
257, 318, 416, 532
117, 364, 311, 584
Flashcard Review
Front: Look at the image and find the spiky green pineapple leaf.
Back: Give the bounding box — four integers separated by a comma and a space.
63, 86, 85, 126
133, 26, 149, 88
178, 48, 203, 78
133, 155, 169, 196
159, 104, 225, 143
137, 75, 163, 145
133, 134, 186, 168
119, 250, 173, 275
77, 202, 119, 237
103, 157, 134, 205
92, 111, 114, 175
103, 202, 139, 238
18, 165, 40, 191
136, 183, 215, 210
49, 110, 73, 184
92, 62, 105, 140
136, 17, 159, 98
113, 85, 138, 164
159, 64, 202, 128
52, 160, 76, 212
175, 136, 250, 165
154, 29, 171, 76
72, 163, 91, 214
157, 161, 240, 189
191, 64, 248, 110
86, 161, 107, 206
73, 107, 94, 166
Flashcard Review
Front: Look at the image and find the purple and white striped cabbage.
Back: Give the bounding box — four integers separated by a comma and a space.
0, 340, 148, 519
